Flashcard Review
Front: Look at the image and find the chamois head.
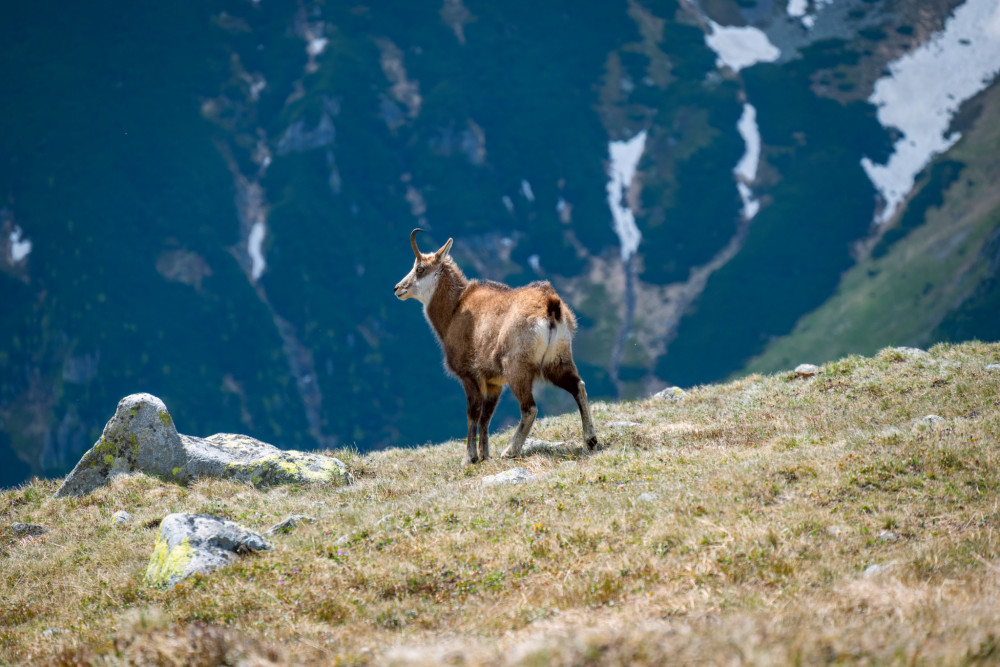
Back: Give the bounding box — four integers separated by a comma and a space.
393, 228, 454, 305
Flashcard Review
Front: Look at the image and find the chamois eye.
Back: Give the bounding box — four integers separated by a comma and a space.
416, 266, 425, 275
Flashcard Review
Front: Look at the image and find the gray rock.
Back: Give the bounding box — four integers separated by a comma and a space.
794, 363, 820, 377
482, 467, 536, 487
636, 492, 657, 503
111, 510, 132, 527
606, 421, 640, 428
894, 346, 929, 357
877, 530, 898, 541
826, 525, 846, 538
654, 386, 687, 400
10, 522, 48, 537
266, 514, 315, 536
145, 513, 271, 587
863, 564, 887, 577
521, 438, 582, 459
55, 393, 352, 497
918, 414, 945, 426
985, 363, 1000, 372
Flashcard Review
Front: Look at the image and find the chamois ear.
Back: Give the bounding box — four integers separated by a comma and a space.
436, 238, 454, 259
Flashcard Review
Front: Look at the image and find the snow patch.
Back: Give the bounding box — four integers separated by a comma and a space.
248, 222, 266, 281
9, 226, 32, 262
606, 131, 647, 262
705, 21, 781, 72
307, 37, 328, 57
520, 179, 535, 202
861, 0, 1000, 224
786, 0, 808, 18
734, 104, 763, 220
734, 104, 761, 182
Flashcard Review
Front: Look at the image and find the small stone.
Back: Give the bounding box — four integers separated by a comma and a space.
877, 530, 898, 541
636, 492, 657, 503
10, 522, 48, 537
654, 386, 687, 400
826, 525, 846, 538
521, 439, 584, 459
266, 514, 315, 535
794, 363, 820, 378
985, 364, 1000, 372
606, 421, 640, 428
111, 510, 132, 527
864, 564, 887, 576
482, 467, 536, 487
918, 414, 945, 426
41, 628, 65, 638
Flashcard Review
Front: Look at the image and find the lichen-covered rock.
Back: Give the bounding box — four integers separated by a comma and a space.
146, 513, 271, 587
654, 386, 687, 400
111, 510, 132, 527
55, 393, 353, 497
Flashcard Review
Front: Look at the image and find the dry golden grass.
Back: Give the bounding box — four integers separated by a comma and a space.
3, 341, 1000, 665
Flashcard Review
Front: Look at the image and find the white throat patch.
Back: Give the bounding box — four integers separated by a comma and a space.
411, 268, 441, 305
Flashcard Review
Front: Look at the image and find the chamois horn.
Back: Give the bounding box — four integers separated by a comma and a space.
410, 228, 425, 258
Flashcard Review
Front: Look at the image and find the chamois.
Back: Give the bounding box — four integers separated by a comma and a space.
394, 229, 598, 465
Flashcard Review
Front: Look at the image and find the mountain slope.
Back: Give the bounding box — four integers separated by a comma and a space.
743, 77, 1000, 376
2, 341, 1000, 664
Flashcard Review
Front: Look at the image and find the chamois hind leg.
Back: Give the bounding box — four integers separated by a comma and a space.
544, 359, 598, 449
477, 387, 502, 461
501, 374, 537, 459
461, 379, 484, 465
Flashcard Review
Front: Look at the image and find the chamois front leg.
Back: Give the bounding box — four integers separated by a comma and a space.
501, 377, 537, 459
477, 388, 502, 461
462, 379, 484, 465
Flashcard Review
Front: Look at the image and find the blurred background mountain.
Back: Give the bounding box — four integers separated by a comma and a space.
2, 0, 999, 488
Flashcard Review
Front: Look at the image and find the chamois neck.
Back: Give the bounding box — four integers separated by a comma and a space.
424, 259, 469, 339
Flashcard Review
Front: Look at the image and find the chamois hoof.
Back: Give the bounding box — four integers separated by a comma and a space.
586, 435, 599, 450
500, 447, 519, 459
463, 455, 479, 466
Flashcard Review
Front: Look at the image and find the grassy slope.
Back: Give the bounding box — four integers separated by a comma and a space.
742, 79, 1000, 377
2, 341, 1000, 665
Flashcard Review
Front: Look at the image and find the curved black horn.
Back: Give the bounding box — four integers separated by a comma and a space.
410, 228, 425, 257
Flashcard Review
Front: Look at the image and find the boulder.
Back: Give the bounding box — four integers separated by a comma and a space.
145, 513, 271, 587
482, 467, 536, 487
55, 393, 352, 497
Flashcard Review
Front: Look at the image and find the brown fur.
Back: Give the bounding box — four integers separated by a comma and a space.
395, 231, 598, 464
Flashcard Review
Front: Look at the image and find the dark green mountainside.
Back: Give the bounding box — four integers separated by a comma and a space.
2, 0, 998, 487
